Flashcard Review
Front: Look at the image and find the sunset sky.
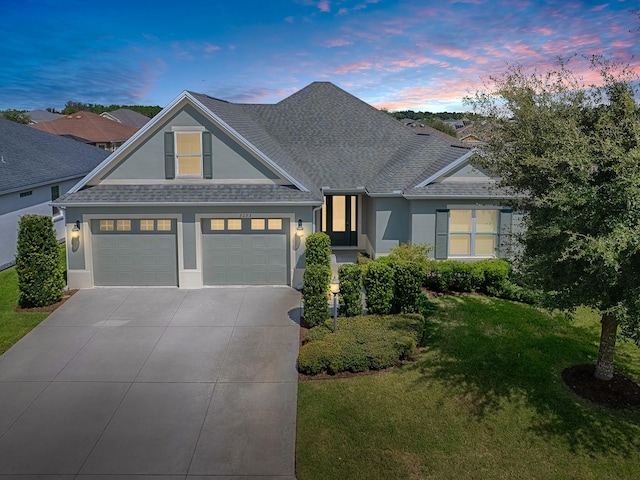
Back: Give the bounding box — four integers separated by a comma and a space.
1, 0, 638, 112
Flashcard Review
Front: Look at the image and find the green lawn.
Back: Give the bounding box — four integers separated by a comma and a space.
0, 243, 65, 355
296, 295, 640, 480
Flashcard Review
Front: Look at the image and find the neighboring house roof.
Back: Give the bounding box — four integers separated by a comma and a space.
27, 109, 63, 123
0, 118, 110, 194
30, 111, 138, 143
59, 82, 477, 205
101, 109, 151, 129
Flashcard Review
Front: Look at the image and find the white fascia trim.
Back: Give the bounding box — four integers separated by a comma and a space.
185, 92, 310, 193
55, 200, 323, 207
403, 194, 513, 200
3, 174, 85, 197
67, 91, 194, 195
413, 148, 477, 189
366, 192, 405, 198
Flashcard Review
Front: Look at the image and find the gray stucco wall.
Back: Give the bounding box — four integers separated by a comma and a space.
104, 105, 279, 181
444, 162, 491, 179
371, 197, 410, 256
0, 178, 78, 270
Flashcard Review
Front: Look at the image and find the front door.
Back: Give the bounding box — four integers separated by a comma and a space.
324, 195, 357, 246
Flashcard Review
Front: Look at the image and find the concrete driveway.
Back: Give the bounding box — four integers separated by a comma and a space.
0, 287, 301, 479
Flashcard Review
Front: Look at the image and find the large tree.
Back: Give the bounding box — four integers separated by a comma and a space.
466, 57, 640, 380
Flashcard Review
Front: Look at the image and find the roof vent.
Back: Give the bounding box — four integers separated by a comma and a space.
76, 115, 82, 119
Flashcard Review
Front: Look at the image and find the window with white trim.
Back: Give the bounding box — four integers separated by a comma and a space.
175, 132, 202, 177
449, 209, 497, 256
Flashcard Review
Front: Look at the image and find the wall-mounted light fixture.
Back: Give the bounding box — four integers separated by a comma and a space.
296, 218, 304, 236
71, 220, 81, 240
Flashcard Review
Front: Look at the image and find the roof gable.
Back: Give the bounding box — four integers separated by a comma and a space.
71, 92, 313, 195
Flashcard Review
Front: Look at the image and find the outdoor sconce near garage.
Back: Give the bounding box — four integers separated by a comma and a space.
71, 220, 81, 239
296, 218, 304, 236
71, 220, 81, 253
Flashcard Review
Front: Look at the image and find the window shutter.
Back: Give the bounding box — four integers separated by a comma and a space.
164, 132, 175, 179
497, 209, 512, 258
202, 131, 213, 179
435, 209, 449, 259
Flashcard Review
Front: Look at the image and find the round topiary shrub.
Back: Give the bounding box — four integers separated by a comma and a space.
16, 214, 65, 308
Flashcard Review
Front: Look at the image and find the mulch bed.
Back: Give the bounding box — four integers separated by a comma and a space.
562, 364, 640, 410
13, 289, 78, 313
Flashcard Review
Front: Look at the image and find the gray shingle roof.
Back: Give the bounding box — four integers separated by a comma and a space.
0, 118, 110, 194
404, 181, 511, 198
193, 82, 472, 194
27, 109, 63, 123
55, 183, 321, 205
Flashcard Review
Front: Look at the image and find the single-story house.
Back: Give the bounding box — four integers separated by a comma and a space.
0, 118, 109, 270
55, 82, 517, 289
31, 111, 139, 152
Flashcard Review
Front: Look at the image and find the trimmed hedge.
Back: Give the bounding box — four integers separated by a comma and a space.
363, 261, 394, 314
338, 263, 362, 317
305, 232, 331, 269
390, 260, 424, 313
16, 214, 65, 308
303, 264, 331, 327
298, 314, 422, 375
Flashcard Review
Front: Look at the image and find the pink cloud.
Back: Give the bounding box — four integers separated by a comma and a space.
325, 38, 353, 47
590, 3, 608, 11
334, 61, 376, 74
318, 0, 330, 12
204, 44, 221, 53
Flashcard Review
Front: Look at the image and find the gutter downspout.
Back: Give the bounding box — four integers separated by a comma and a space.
312, 188, 325, 233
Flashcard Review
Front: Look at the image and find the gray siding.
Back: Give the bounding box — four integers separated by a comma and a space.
0, 179, 78, 270
104, 105, 280, 181
443, 162, 491, 180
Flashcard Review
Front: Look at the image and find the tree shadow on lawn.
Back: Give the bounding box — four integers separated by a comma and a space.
406, 295, 640, 457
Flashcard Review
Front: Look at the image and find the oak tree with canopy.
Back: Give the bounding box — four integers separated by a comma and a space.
465, 57, 640, 381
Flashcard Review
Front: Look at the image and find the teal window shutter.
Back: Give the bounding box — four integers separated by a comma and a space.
497, 209, 513, 258
202, 131, 213, 179
164, 132, 175, 179
435, 209, 449, 259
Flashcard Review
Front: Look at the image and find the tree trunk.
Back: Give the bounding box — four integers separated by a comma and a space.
594, 314, 618, 381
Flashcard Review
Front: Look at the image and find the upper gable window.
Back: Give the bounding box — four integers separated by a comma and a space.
175, 132, 203, 177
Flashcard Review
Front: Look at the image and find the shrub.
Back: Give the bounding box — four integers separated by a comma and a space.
298, 314, 424, 375
363, 262, 394, 314
387, 242, 433, 270
16, 215, 65, 308
338, 263, 362, 317
390, 260, 424, 313
303, 264, 331, 327
473, 259, 511, 294
424, 260, 484, 292
305, 232, 331, 268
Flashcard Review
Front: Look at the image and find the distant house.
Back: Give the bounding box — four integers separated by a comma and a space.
444, 118, 465, 129
101, 108, 151, 129
27, 109, 63, 124
0, 118, 109, 270
30, 111, 138, 151
55, 82, 517, 290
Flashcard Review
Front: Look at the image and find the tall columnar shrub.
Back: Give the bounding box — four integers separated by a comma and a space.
391, 260, 424, 313
303, 264, 331, 327
16, 214, 65, 308
363, 261, 394, 314
305, 232, 331, 268
338, 263, 362, 317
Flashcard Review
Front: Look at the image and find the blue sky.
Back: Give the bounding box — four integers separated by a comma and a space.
1, 0, 638, 112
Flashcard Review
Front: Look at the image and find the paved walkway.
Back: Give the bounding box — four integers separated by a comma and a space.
0, 287, 301, 479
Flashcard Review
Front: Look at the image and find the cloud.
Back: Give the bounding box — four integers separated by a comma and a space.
325, 38, 353, 47
204, 43, 221, 53
318, 0, 330, 12
590, 4, 608, 12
